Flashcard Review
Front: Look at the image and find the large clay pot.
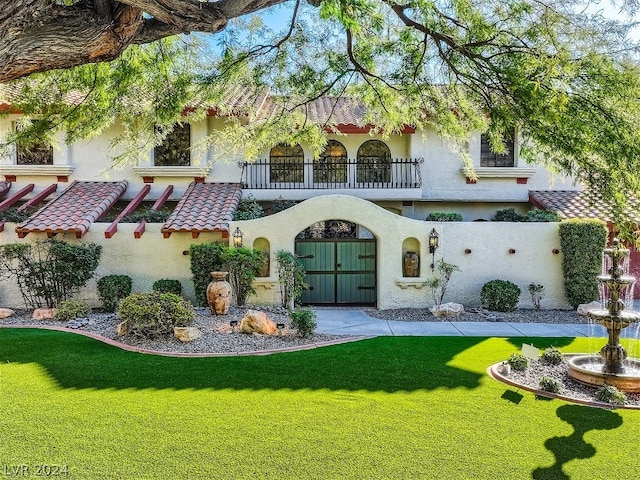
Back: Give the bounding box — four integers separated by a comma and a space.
403, 251, 420, 277
206, 271, 231, 315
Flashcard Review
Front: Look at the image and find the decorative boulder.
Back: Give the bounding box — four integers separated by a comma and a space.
577, 301, 601, 317
0, 308, 15, 319
174, 327, 203, 342
116, 321, 131, 337
240, 309, 277, 335
32, 308, 57, 320
430, 302, 465, 319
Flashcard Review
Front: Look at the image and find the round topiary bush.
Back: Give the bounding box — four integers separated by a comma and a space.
481, 279, 521, 312
152, 279, 182, 295
54, 299, 91, 321
97, 275, 132, 312
118, 292, 195, 338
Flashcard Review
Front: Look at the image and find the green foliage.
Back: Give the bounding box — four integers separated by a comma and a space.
539, 347, 563, 366
275, 250, 308, 310
271, 197, 297, 214
0, 239, 101, 308
558, 219, 608, 308
528, 283, 545, 310
0, 206, 34, 223
152, 279, 182, 295
118, 292, 195, 338
425, 212, 463, 222
54, 299, 91, 321
426, 259, 461, 307
97, 275, 133, 312
481, 280, 521, 312
122, 207, 172, 223
224, 247, 266, 306
506, 353, 528, 371
538, 376, 562, 394
524, 209, 561, 222
189, 242, 226, 307
289, 307, 317, 338
233, 194, 264, 220
493, 208, 524, 222
595, 385, 627, 405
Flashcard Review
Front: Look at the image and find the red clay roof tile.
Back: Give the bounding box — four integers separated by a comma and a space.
16, 181, 128, 238
529, 190, 640, 223
161, 182, 242, 234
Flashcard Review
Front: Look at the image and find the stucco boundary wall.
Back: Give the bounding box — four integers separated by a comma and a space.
0, 195, 569, 310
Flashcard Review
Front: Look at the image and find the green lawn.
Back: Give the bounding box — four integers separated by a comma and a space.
1, 328, 639, 479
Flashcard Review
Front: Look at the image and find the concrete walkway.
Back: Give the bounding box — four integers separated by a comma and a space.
313, 309, 640, 338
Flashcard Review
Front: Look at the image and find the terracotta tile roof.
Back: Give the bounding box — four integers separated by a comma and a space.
529, 190, 640, 223
16, 181, 128, 238
161, 182, 242, 235
258, 95, 367, 127
0, 181, 10, 198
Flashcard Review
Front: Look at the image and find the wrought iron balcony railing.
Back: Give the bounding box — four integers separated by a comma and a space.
240, 158, 423, 190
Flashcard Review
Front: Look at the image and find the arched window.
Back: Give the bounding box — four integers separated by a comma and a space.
270, 144, 304, 183
357, 140, 391, 183
314, 140, 347, 183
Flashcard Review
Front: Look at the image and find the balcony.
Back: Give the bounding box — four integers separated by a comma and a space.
240, 158, 423, 190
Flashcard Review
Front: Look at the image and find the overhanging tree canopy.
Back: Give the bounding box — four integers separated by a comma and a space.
2, 0, 640, 227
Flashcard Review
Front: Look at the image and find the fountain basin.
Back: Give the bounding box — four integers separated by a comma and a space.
567, 355, 640, 393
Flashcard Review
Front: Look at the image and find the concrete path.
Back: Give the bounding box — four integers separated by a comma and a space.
313, 309, 640, 338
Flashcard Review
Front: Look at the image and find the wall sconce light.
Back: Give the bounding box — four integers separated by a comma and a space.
428, 228, 439, 270
233, 227, 244, 248
508, 248, 516, 254
464, 248, 472, 255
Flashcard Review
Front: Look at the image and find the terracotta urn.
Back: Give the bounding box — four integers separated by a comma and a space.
403, 251, 420, 277
206, 271, 231, 315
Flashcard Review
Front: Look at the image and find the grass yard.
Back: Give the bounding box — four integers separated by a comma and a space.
1, 328, 639, 479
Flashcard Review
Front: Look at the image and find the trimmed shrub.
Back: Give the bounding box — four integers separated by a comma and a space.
595, 385, 627, 405
493, 208, 524, 222
558, 219, 608, 308
225, 247, 266, 306
118, 292, 195, 338
233, 194, 264, 220
271, 197, 297, 214
0, 239, 102, 308
524, 209, 561, 222
0, 206, 34, 223
97, 275, 133, 312
540, 346, 563, 365
481, 279, 521, 312
507, 353, 528, 371
122, 207, 172, 223
54, 299, 91, 321
290, 307, 317, 337
539, 376, 562, 393
152, 279, 182, 295
189, 242, 226, 307
425, 212, 463, 222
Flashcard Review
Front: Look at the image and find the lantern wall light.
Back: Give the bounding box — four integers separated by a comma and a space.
233, 227, 244, 248
428, 228, 439, 270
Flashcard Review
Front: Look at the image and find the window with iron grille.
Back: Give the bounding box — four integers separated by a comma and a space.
314, 140, 347, 183
270, 144, 304, 183
480, 133, 515, 167
154, 123, 191, 166
357, 140, 391, 183
14, 120, 53, 165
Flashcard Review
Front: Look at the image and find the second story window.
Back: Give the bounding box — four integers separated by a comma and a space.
314, 140, 347, 183
357, 140, 391, 183
154, 123, 191, 166
14, 120, 53, 165
480, 132, 515, 167
270, 144, 304, 183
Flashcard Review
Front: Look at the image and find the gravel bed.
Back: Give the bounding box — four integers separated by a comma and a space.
497, 358, 640, 408
0, 305, 353, 355
366, 307, 589, 323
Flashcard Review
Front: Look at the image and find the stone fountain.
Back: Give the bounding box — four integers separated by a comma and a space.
568, 239, 640, 392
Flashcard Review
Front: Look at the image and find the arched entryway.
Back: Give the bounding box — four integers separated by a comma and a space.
295, 220, 376, 306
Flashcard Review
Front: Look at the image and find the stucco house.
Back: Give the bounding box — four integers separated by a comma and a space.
0, 92, 586, 309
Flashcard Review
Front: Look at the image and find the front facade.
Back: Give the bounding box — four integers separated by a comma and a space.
0, 98, 582, 309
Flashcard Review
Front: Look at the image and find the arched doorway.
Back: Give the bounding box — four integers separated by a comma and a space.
295, 220, 376, 306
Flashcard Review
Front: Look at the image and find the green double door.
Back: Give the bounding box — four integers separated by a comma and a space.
296, 240, 376, 305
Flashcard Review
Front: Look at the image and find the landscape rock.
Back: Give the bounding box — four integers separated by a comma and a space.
0, 308, 15, 319
67, 318, 90, 329
116, 321, 131, 336
430, 302, 465, 318
32, 308, 57, 320
240, 309, 277, 335
577, 301, 602, 316
174, 326, 203, 342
